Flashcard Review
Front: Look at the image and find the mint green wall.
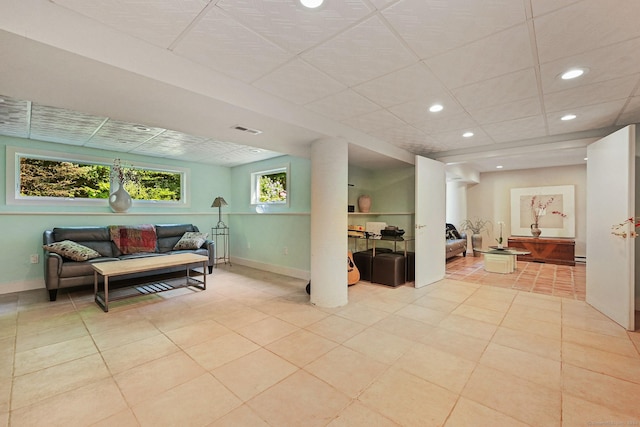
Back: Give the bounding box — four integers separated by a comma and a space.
229, 156, 311, 275
348, 165, 415, 252
0, 135, 230, 293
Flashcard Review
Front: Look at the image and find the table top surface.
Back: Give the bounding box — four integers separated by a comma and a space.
476, 247, 531, 256
91, 253, 208, 276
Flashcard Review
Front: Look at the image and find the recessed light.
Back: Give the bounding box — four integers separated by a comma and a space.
561, 114, 577, 121
133, 125, 151, 131
584, 157, 588, 161
496, 165, 503, 169
251, 149, 263, 153
462, 131, 474, 138
560, 68, 587, 80
300, 0, 323, 8
429, 104, 443, 113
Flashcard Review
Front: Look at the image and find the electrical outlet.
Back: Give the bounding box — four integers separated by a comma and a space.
30, 254, 39, 264
247, 242, 251, 249
283, 247, 288, 255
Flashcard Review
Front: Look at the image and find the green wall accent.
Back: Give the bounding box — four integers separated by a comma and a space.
229, 156, 311, 274
0, 135, 231, 292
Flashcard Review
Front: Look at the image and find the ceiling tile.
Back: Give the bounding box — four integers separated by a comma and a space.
0, 96, 29, 138
468, 97, 542, 125
353, 63, 446, 108
342, 109, 406, 133
174, 6, 292, 83
427, 24, 533, 88
543, 74, 639, 113
388, 95, 464, 125
306, 89, 380, 121
540, 37, 640, 94
431, 127, 493, 149
302, 15, 415, 87
51, 0, 208, 48
414, 111, 479, 135
253, 58, 345, 105
453, 68, 539, 110
535, 0, 640, 63
617, 96, 640, 126
30, 104, 106, 145
84, 120, 165, 151
369, 124, 434, 150
216, 0, 372, 54
531, 0, 582, 17
481, 115, 548, 143
546, 100, 626, 134
382, 0, 526, 59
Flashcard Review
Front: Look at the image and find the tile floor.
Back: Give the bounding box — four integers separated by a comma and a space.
1, 264, 639, 426
445, 255, 586, 301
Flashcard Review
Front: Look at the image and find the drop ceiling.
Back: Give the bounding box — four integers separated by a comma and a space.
1, 0, 639, 172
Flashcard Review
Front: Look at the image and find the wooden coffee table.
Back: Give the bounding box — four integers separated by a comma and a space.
92, 253, 208, 312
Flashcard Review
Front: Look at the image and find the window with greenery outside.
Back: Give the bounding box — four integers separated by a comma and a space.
19, 157, 182, 201
258, 171, 287, 203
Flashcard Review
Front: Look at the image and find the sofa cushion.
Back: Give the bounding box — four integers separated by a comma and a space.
109, 224, 158, 254
173, 232, 208, 250
156, 224, 198, 253
43, 240, 102, 262
446, 223, 462, 240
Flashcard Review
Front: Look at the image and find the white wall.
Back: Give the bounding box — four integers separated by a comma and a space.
466, 164, 587, 257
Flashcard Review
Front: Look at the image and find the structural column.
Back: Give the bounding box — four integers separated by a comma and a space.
310, 137, 348, 307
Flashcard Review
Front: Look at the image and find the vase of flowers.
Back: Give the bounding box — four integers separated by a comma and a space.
460, 218, 491, 256
530, 195, 566, 237
108, 158, 135, 213
496, 221, 504, 248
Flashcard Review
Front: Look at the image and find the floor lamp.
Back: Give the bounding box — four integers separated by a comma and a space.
212, 196, 228, 228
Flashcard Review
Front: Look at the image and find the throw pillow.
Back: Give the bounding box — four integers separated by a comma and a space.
43, 240, 101, 261
446, 224, 462, 240
173, 232, 208, 250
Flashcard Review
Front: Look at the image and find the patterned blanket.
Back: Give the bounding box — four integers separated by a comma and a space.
109, 224, 158, 255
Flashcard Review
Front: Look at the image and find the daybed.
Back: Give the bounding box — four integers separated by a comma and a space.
446, 223, 467, 259
43, 223, 215, 301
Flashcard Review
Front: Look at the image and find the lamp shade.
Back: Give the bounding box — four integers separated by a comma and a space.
211, 196, 228, 208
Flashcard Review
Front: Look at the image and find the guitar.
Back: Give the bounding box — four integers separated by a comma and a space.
348, 251, 360, 286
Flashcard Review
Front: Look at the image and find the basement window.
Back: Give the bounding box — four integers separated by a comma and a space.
7, 146, 188, 207
251, 165, 289, 206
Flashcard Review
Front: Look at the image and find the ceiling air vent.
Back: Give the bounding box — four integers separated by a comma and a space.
232, 125, 262, 135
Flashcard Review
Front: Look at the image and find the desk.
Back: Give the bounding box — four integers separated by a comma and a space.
348, 235, 414, 256
475, 248, 531, 274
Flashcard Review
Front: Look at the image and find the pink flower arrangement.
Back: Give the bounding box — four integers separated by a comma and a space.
530, 195, 567, 225
111, 158, 137, 185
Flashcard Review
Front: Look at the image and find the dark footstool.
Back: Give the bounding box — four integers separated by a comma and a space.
372, 253, 406, 287
353, 248, 392, 281
395, 251, 415, 282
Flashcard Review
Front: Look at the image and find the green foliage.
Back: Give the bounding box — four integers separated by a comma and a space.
259, 172, 287, 203
19, 157, 181, 201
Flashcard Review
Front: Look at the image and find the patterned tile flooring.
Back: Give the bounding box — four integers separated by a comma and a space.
445, 255, 586, 301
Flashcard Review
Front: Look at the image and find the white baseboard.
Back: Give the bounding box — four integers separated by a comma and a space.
229, 257, 310, 281
0, 278, 45, 295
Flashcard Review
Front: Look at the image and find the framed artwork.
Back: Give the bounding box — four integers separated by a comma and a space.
510, 185, 575, 238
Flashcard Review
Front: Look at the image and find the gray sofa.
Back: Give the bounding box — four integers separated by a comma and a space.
446, 223, 467, 259
43, 223, 215, 301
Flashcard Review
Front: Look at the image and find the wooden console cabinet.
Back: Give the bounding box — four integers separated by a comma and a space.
507, 237, 575, 266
